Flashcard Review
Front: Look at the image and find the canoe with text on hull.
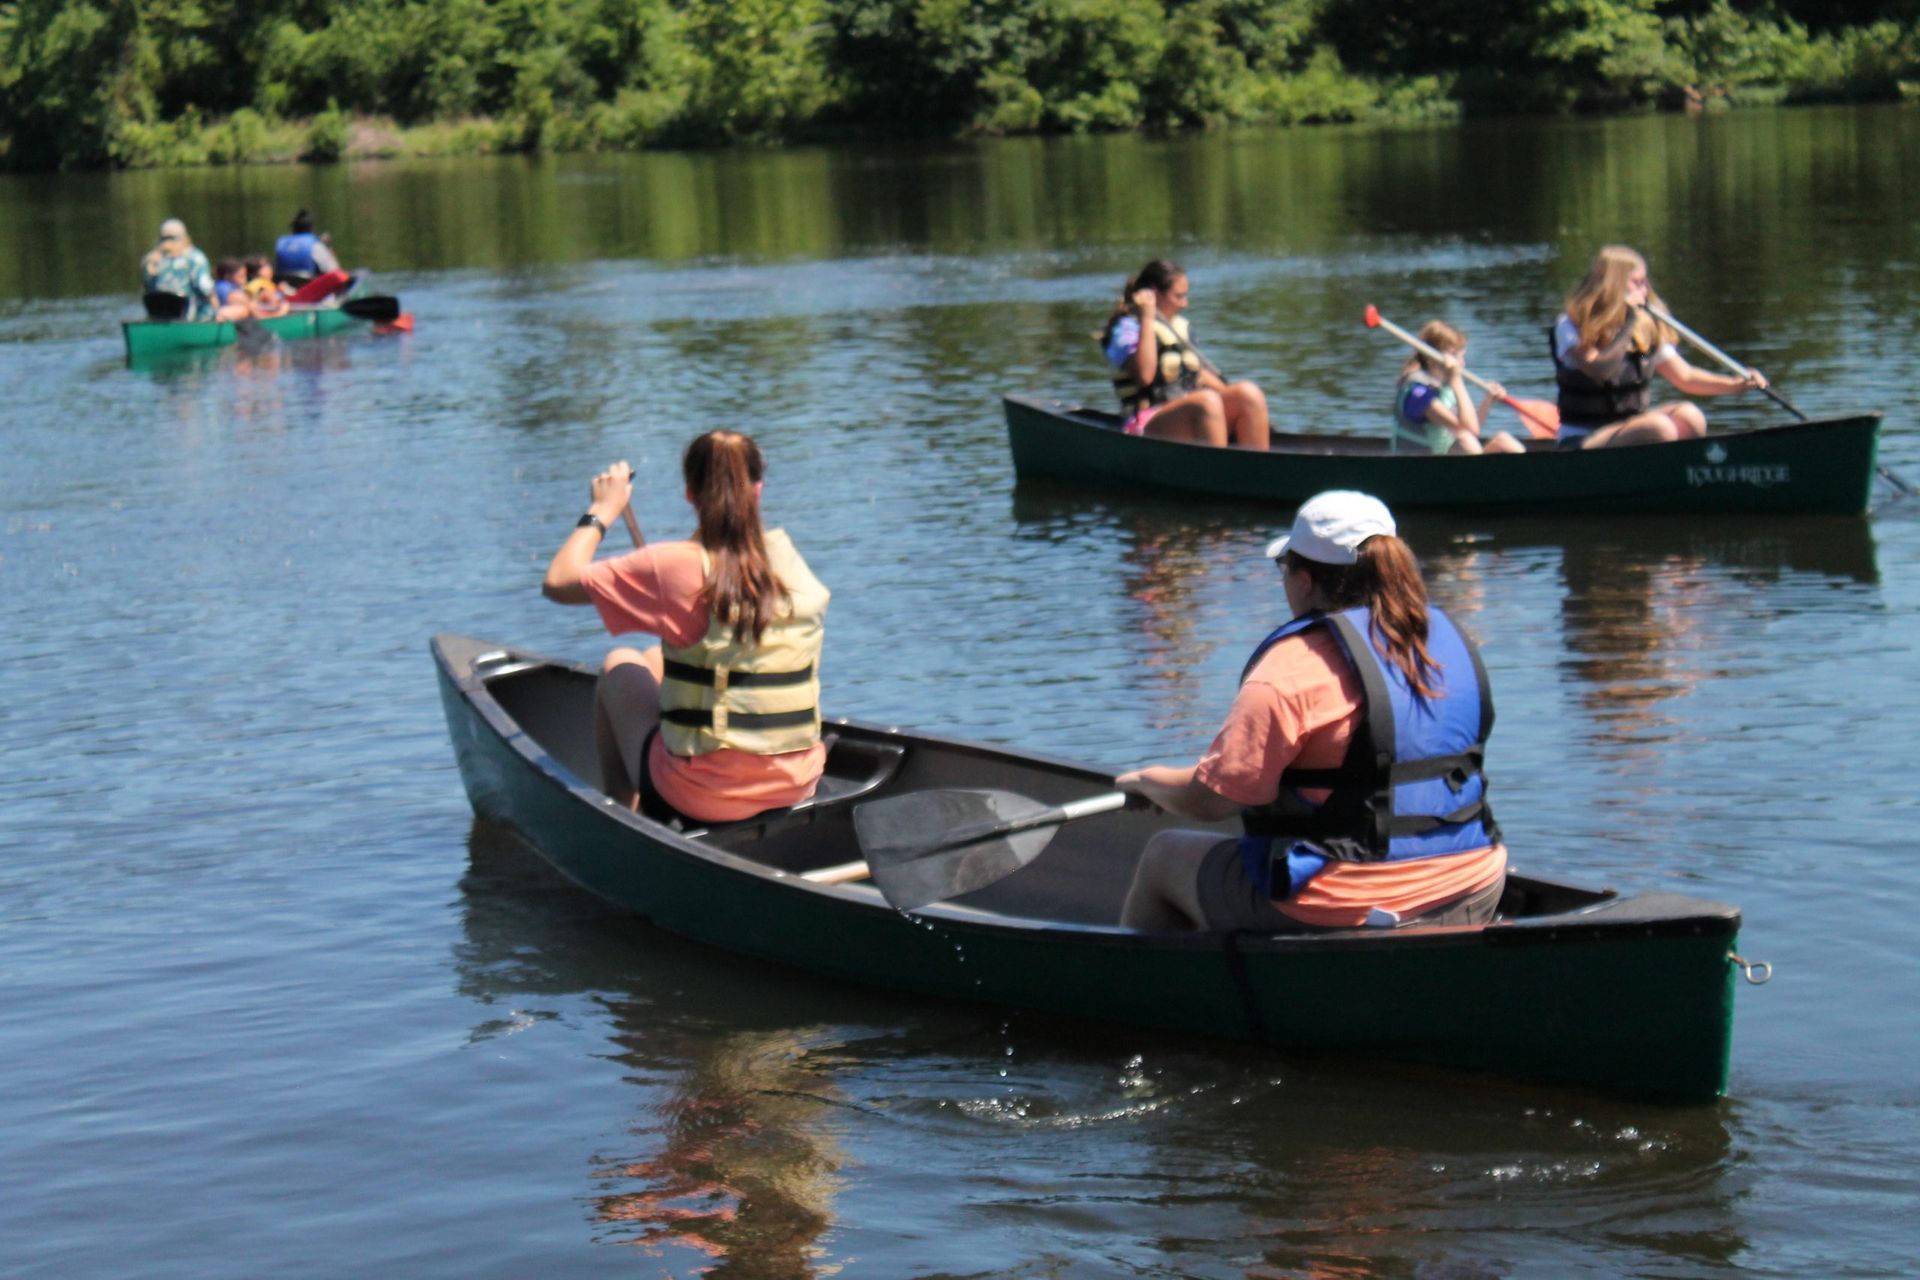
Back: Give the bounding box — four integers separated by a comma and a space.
433, 632, 1746, 1101
1004, 393, 1882, 516
121, 299, 397, 361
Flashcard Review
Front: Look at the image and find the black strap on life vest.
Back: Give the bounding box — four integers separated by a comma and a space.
661, 707, 818, 730
660, 658, 815, 688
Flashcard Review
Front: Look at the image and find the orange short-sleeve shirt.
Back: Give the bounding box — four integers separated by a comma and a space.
581, 540, 825, 823
1196, 626, 1505, 927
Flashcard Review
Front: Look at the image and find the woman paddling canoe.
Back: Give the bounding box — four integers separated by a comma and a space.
541, 430, 831, 826
1552, 246, 1769, 449
1115, 490, 1506, 931
1098, 258, 1271, 450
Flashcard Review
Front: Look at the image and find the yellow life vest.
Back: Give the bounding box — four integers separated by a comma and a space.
659, 529, 829, 757
1111, 314, 1203, 411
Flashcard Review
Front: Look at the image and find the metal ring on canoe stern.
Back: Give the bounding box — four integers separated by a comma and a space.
1729, 951, 1773, 984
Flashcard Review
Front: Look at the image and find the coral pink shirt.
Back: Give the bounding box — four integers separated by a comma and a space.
1195, 627, 1505, 927
580, 539, 825, 823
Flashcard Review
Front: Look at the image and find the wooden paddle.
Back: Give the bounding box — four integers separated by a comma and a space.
1364, 305, 1559, 439
1647, 305, 1917, 497
848, 788, 1140, 911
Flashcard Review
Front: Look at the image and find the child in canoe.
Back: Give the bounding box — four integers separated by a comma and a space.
244, 257, 290, 317
212, 258, 253, 321
1393, 321, 1525, 455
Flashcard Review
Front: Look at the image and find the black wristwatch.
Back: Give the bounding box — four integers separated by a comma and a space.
576, 513, 608, 535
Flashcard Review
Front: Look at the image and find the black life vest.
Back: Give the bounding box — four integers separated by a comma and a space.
1549, 320, 1654, 429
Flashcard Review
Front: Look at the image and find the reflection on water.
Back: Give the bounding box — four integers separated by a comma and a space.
453, 821, 1752, 1276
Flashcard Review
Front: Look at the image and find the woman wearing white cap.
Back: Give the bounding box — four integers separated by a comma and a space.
139, 219, 216, 320
1115, 490, 1506, 932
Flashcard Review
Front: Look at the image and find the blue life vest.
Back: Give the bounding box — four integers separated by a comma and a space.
214, 279, 240, 306
275, 232, 319, 277
1235, 605, 1498, 898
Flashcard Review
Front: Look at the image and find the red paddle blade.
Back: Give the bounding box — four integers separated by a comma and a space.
1363, 304, 1381, 328
374, 313, 415, 336
1503, 397, 1560, 439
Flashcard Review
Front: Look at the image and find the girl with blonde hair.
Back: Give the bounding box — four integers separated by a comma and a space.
1392, 320, 1525, 455
1552, 246, 1768, 449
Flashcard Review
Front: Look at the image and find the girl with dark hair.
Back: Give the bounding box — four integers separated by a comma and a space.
1116, 490, 1506, 932
1099, 258, 1270, 449
542, 430, 830, 825
1552, 245, 1767, 449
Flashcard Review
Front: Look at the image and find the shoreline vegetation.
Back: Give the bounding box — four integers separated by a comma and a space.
3, 1, 1916, 172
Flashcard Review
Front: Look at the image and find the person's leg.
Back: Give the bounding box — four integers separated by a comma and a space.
1140, 390, 1228, 446
1120, 829, 1225, 930
594, 646, 664, 809
1220, 380, 1270, 450
1405, 874, 1505, 927
1580, 411, 1683, 448
1655, 401, 1708, 438
1484, 431, 1526, 454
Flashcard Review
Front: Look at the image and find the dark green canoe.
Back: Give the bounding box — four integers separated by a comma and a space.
122, 305, 370, 362
433, 633, 1745, 1101
1005, 393, 1883, 515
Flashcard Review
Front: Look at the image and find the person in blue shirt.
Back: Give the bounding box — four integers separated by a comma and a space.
1098, 259, 1270, 450
274, 209, 341, 286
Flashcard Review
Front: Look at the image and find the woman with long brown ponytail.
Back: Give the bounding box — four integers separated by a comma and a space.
1116, 491, 1506, 932
543, 430, 830, 826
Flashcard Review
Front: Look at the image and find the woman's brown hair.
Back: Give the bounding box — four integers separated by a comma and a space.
1099, 257, 1185, 346
684, 430, 785, 643
1285, 536, 1440, 697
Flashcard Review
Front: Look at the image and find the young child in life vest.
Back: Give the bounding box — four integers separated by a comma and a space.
1391, 321, 1525, 455
243, 257, 290, 317
212, 259, 253, 322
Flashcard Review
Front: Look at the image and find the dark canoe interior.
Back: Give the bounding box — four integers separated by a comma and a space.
1043, 401, 1564, 456
473, 649, 1616, 929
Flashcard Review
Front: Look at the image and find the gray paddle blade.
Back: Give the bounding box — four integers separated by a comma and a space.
855, 789, 1059, 911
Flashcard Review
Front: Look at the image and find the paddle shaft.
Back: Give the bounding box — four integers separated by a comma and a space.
1369, 311, 1556, 435
1644, 306, 1806, 421
1649, 306, 1917, 496
919, 790, 1132, 858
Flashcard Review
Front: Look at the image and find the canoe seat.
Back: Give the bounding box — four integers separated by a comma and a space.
678, 733, 906, 849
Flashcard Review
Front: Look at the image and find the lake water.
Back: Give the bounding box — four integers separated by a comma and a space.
4, 106, 1919, 1277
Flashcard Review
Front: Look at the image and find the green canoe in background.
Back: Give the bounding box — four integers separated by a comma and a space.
434, 632, 1747, 1101
1005, 394, 1884, 516
121, 299, 399, 362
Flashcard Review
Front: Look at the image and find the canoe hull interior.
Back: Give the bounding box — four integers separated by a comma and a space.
1005, 393, 1882, 516
433, 633, 1741, 1100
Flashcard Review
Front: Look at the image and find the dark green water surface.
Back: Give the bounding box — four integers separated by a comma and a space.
4, 107, 1918, 1277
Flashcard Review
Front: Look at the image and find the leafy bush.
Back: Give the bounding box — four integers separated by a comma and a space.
303, 102, 350, 162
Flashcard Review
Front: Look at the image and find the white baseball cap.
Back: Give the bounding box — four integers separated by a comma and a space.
1265, 490, 1396, 565
157, 218, 189, 243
